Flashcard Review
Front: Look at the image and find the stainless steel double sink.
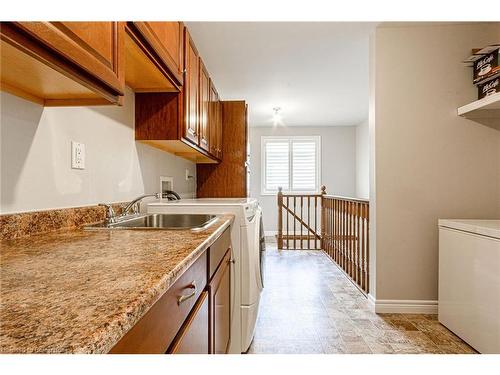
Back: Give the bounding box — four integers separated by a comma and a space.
85, 213, 218, 231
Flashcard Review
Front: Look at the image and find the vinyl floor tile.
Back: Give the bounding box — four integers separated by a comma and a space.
247, 241, 476, 354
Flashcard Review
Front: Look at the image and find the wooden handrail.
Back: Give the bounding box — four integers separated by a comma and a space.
322, 194, 369, 294
323, 195, 369, 203
276, 186, 370, 294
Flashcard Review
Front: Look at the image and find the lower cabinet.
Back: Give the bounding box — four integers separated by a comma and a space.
209, 250, 231, 354
109, 227, 231, 354
168, 291, 210, 354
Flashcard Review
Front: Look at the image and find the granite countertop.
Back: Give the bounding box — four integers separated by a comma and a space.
0, 214, 233, 353
439, 219, 500, 240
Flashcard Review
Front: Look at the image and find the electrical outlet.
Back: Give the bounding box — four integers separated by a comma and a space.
71, 141, 85, 169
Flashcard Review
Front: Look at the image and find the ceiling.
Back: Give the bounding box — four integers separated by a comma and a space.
186, 22, 375, 127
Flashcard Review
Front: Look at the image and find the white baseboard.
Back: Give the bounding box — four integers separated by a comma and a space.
368, 294, 438, 314
264, 231, 277, 236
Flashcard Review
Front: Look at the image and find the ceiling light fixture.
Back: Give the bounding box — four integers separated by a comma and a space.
272, 107, 282, 126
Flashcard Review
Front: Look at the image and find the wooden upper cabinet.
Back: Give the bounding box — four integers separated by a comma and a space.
183, 28, 200, 145
0, 21, 124, 105
140, 22, 183, 81
209, 80, 222, 160
199, 58, 210, 152
134, 25, 223, 164
124, 22, 183, 92
197, 101, 248, 198
60, 22, 116, 69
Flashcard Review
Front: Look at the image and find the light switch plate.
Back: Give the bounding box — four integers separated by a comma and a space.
71, 141, 85, 169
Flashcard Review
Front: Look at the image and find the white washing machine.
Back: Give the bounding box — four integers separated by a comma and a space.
148, 198, 264, 353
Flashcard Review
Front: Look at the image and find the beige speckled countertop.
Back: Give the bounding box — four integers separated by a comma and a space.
0, 215, 233, 353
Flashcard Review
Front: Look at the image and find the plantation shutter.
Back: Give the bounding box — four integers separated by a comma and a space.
292, 140, 317, 191
264, 141, 289, 191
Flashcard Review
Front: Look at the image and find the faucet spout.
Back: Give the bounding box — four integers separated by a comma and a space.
122, 193, 160, 216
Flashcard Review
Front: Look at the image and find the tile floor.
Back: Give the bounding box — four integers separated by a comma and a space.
247, 238, 476, 354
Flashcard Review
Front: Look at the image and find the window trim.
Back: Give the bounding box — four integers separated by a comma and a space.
261, 135, 321, 196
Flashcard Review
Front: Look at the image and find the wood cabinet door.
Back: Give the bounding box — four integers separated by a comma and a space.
209, 80, 222, 159
199, 58, 210, 152
169, 291, 210, 354
14, 22, 124, 98
216, 98, 223, 159
129, 21, 183, 85
196, 101, 247, 197
209, 251, 231, 354
183, 28, 199, 145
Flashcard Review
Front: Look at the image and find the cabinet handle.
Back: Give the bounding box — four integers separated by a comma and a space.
177, 281, 197, 305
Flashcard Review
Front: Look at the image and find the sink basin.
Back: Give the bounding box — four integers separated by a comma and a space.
85, 214, 218, 230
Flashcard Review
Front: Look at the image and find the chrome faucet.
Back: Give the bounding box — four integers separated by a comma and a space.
99, 191, 181, 224
122, 193, 161, 216
98, 203, 117, 224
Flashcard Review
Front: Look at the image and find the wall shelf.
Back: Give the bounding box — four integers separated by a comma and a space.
458, 92, 500, 119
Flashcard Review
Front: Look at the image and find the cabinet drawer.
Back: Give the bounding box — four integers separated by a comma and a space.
110, 251, 207, 353
208, 228, 231, 279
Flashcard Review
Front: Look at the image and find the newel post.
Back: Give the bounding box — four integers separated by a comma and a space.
277, 187, 283, 249
320, 185, 326, 250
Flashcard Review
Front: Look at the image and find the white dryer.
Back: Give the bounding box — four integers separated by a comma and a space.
148, 198, 264, 353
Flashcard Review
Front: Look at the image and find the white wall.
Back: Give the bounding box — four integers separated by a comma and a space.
355, 119, 369, 199
0, 89, 197, 214
249, 126, 357, 232
371, 22, 500, 302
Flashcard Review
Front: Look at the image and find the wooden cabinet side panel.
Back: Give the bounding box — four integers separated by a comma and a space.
196, 101, 247, 197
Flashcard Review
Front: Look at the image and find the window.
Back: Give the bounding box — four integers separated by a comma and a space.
261, 136, 321, 194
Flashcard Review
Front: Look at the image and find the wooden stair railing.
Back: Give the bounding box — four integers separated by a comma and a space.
276, 186, 370, 294
322, 195, 370, 294
277, 186, 325, 250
